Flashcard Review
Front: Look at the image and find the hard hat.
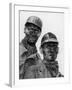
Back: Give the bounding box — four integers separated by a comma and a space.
25, 16, 42, 29
41, 32, 58, 46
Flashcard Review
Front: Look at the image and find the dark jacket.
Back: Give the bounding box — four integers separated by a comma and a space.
19, 38, 41, 79
23, 58, 47, 79
42, 60, 64, 77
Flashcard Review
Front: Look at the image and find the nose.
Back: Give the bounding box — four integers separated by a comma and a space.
29, 31, 35, 35
49, 47, 55, 53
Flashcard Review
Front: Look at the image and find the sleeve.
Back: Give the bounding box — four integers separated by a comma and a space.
19, 43, 27, 79
19, 43, 27, 66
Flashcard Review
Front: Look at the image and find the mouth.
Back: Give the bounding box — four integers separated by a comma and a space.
30, 35, 38, 40
48, 52, 53, 55
28, 37, 37, 43
46, 53, 54, 58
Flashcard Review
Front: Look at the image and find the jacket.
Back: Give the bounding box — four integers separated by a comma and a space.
19, 38, 41, 79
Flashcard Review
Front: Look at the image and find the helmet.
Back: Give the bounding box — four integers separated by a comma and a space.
41, 32, 58, 46
25, 16, 42, 29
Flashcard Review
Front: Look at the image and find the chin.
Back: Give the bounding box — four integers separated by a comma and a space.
48, 56, 52, 60
30, 39, 37, 43
46, 57, 53, 61
30, 40, 36, 43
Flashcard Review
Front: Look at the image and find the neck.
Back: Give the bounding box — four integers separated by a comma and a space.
25, 35, 36, 47
22, 36, 36, 47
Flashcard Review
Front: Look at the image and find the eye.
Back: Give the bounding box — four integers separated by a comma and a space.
39, 70, 42, 72
27, 27, 32, 31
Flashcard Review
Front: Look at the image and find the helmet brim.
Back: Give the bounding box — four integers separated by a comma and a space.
41, 40, 58, 47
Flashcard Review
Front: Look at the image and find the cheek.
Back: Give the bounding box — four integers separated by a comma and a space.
43, 49, 49, 56
37, 32, 41, 37
43, 49, 56, 56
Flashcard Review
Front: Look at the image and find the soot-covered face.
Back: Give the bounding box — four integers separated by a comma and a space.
24, 23, 41, 44
42, 42, 58, 61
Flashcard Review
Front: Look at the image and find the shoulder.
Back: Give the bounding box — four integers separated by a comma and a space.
24, 57, 46, 72
19, 41, 27, 56
24, 58, 36, 68
27, 52, 41, 64
19, 41, 28, 65
57, 72, 64, 77
24, 59, 48, 78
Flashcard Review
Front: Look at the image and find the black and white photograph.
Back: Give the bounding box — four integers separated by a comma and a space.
0, 0, 71, 89
19, 9, 64, 79
9, 3, 70, 87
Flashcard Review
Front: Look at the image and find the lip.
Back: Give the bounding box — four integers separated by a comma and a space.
48, 53, 53, 56
48, 55, 52, 57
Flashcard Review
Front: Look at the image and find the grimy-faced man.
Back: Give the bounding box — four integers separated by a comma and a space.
40, 32, 64, 77
19, 16, 42, 79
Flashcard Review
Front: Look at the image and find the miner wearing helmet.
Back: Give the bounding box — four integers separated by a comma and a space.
40, 32, 64, 77
19, 16, 42, 79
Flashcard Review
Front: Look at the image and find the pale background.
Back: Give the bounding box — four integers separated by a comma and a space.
20, 10, 64, 75
0, 0, 72, 89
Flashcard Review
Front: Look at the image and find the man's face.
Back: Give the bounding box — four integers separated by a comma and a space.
25, 26, 41, 43
42, 42, 58, 61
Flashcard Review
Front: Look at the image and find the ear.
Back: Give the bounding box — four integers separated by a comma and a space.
56, 47, 59, 54
24, 27, 26, 33
24, 27, 29, 34
39, 46, 43, 54
37, 32, 41, 37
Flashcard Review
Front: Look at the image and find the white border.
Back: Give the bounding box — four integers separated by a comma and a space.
10, 3, 70, 87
